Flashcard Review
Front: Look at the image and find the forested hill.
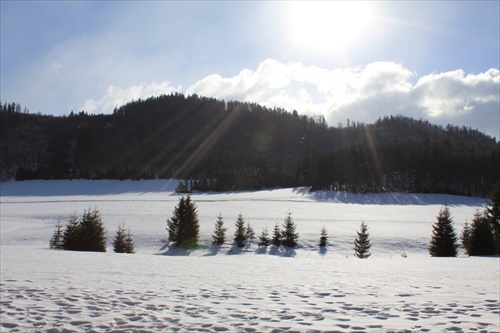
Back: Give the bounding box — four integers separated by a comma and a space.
1, 94, 499, 196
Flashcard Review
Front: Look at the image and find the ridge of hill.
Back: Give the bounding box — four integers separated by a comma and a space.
1, 95, 499, 196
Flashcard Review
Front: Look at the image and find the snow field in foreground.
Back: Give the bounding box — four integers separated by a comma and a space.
1, 180, 499, 332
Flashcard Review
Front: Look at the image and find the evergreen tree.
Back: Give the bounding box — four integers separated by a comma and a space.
167, 196, 200, 249
62, 213, 81, 251
59, 209, 107, 252
272, 222, 282, 246
124, 229, 135, 253
469, 210, 495, 256
234, 213, 246, 248
79, 208, 107, 252
460, 221, 472, 255
167, 197, 183, 243
485, 183, 500, 254
428, 205, 458, 257
319, 226, 328, 247
113, 225, 135, 253
354, 222, 371, 258
49, 221, 64, 249
282, 211, 299, 247
258, 228, 270, 247
113, 225, 126, 253
212, 214, 227, 245
245, 221, 256, 240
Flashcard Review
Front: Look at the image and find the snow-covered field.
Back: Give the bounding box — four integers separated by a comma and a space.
1, 180, 499, 332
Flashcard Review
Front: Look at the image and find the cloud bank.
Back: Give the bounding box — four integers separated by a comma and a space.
86, 59, 499, 139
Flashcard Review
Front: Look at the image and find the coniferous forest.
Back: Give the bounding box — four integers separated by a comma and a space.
1, 94, 499, 196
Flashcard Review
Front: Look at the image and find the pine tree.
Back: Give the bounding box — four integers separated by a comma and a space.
113, 225, 135, 253
460, 220, 472, 255
245, 221, 256, 240
272, 222, 282, 247
79, 208, 107, 252
49, 221, 64, 249
319, 226, 328, 247
124, 230, 135, 253
258, 228, 270, 247
167, 197, 183, 243
234, 213, 246, 248
428, 205, 458, 257
167, 196, 200, 249
282, 211, 299, 248
212, 214, 227, 245
354, 221, 371, 258
485, 183, 500, 254
469, 210, 495, 256
62, 213, 81, 251
113, 225, 127, 253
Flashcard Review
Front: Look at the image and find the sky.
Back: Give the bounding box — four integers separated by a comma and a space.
1, 1, 499, 139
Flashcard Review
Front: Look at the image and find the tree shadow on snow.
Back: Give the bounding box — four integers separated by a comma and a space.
205, 245, 222, 256
319, 246, 328, 256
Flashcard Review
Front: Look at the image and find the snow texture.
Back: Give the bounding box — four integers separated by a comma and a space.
1, 180, 499, 332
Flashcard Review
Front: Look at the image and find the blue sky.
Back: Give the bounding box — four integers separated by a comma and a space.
1, 1, 499, 138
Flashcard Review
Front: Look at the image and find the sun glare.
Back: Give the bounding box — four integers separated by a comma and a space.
288, 1, 372, 53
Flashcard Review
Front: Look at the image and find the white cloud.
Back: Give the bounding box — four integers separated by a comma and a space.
187, 59, 499, 138
81, 81, 181, 114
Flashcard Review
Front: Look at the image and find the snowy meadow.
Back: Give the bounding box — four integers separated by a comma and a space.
1, 180, 499, 332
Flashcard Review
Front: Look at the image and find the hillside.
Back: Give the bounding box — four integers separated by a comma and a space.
1, 95, 499, 196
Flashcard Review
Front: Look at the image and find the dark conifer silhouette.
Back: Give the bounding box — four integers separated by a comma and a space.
258, 228, 270, 247
62, 214, 81, 251
212, 214, 227, 245
282, 211, 299, 248
245, 221, 256, 241
468, 210, 495, 256
428, 205, 458, 257
272, 223, 282, 247
354, 222, 371, 258
57, 208, 107, 252
79, 208, 107, 252
49, 221, 64, 249
167, 196, 200, 249
485, 183, 500, 254
234, 213, 246, 248
460, 221, 472, 255
113, 225, 135, 253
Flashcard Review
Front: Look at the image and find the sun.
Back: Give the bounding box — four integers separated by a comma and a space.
287, 1, 372, 53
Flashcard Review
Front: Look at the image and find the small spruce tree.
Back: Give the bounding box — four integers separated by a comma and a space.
234, 213, 246, 248
62, 213, 81, 251
272, 222, 282, 247
212, 214, 227, 245
245, 221, 256, 241
113, 225, 135, 253
428, 205, 458, 257
258, 228, 270, 247
167, 196, 200, 249
460, 220, 472, 255
124, 229, 135, 253
469, 210, 495, 256
282, 211, 299, 248
49, 221, 64, 249
79, 208, 107, 252
354, 221, 371, 258
319, 226, 328, 247
485, 183, 500, 254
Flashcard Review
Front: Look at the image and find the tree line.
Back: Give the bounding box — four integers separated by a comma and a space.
2, 95, 498, 197
429, 183, 500, 257
49, 183, 500, 257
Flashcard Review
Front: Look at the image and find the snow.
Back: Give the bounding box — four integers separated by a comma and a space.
1, 180, 499, 332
